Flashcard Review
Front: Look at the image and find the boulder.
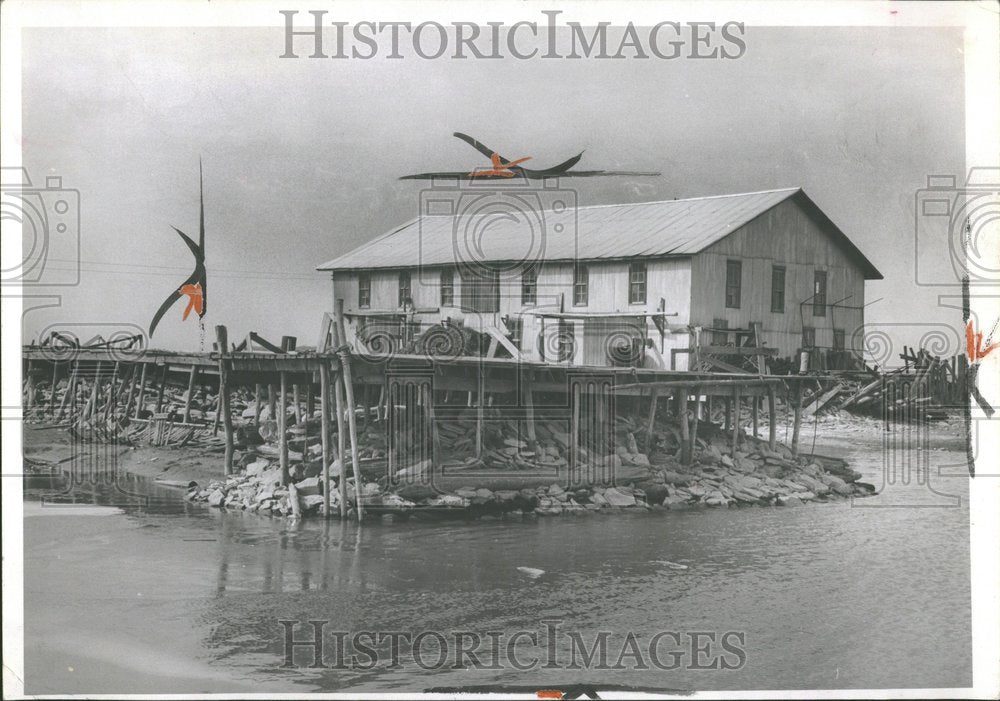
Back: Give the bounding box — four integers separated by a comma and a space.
295, 477, 322, 497
397, 483, 437, 502
207, 489, 225, 507
604, 488, 636, 507
778, 495, 804, 507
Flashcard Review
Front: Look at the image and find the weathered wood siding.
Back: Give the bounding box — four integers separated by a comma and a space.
689, 195, 866, 358
332, 258, 692, 367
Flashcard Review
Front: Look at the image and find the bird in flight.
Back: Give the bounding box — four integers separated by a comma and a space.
400, 132, 660, 180
148, 161, 207, 337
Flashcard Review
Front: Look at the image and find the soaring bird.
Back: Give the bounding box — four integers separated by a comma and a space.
148, 161, 207, 337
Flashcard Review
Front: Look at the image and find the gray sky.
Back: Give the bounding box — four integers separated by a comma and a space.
21, 24, 965, 358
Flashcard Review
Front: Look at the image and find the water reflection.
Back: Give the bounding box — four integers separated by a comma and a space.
23, 440, 973, 694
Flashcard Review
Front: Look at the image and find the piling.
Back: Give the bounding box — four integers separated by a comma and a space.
133, 363, 148, 419
731, 385, 740, 453
279, 371, 289, 485
791, 381, 803, 456
183, 365, 198, 423
216, 326, 235, 474
767, 385, 777, 451
319, 360, 332, 516
334, 299, 364, 519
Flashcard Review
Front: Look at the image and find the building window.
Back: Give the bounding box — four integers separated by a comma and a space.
802, 326, 816, 348
771, 265, 786, 313
557, 320, 575, 361
833, 328, 845, 350
460, 268, 500, 313
813, 270, 827, 317
573, 264, 589, 306
521, 264, 538, 306
628, 262, 646, 304
440, 268, 454, 307
505, 316, 523, 350
725, 260, 742, 309
358, 272, 371, 309
398, 270, 412, 307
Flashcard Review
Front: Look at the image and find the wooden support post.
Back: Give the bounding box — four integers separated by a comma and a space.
279, 371, 289, 485
122, 363, 141, 419
86, 362, 103, 421
133, 363, 149, 419
791, 381, 803, 457
724, 393, 731, 432
216, 326, 235, 475
476, 367, 485, 458
645, 388, 659, 449
319, 361, 332, 517
292, 384, 301, 425
333, 368, 348, 520
751, 396, 759, 438
103, 361, 121, 420
49, 361, 59, 414
155, 365, 168, 414
690, 385, 701, 461
767, 386, 777, 451
58, 360, 80, 420
425, 381, 442, 471
254, 383, 262, 423
524, 373, 538, 455
268, 384, 276, 421
570, 381, 581, 478
731, 386, 740, 454
334, 299, 364, 519
678, 389, 691, 464
24, 360, 36, 412
183, 364, 198, 424
306, 384, 315, 418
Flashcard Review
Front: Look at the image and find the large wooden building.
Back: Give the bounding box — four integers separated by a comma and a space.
318, 187, 882, 371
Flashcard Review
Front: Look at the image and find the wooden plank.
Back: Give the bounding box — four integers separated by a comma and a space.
697, 345, 779, 356
216, 326, 235, 475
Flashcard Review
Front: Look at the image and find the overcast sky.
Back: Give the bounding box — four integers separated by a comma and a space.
20, 24, 965, 359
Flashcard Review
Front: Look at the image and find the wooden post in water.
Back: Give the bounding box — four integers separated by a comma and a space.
319, 360, 332, 517
183, 364, 198, 423
333, 366, 348, 520
570, 381, 581, 479
133, 363, 149, 419
279, 370, 289, 485
731, 386, 740, 454
268, 384, 277, 422
751, 396, 759, 438
791, 381, 803, 456
216, 326, 235, 475
767, 385, 777, 451
86, 362, 103, 421
425, 381, 442, 473
334, 299, 364, 519
306, 384, 315, 419
122, 363, 141, 419
253, 383, 262, 423
103, 361, 121, 421
724, 393, 731, 433
292, 384, 301, 425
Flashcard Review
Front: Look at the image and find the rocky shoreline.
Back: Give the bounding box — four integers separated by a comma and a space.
185, 420, 874, 520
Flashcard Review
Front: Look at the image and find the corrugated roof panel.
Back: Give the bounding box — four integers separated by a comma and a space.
317, 188, 804, 271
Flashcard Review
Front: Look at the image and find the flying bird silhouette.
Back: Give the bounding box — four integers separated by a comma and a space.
400, 132, 660, 180
148, 161, 207, 337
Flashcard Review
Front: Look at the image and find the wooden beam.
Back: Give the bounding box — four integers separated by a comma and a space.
320, 360, 332, 517
791, 382, 803, 456
334, 299, 364, 519
279, 370, 289, 485
133, 363, 148, 419
767, 385, 777, 451
216, 326, 235, 475
183, 364, 198, 424
645, 388, 659, 450
678, 389, 690, 464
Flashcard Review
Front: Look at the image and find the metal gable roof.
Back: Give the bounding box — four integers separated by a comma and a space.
317, 187, 882, 279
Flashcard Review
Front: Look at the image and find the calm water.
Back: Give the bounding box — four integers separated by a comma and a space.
23, 432, 972, 694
